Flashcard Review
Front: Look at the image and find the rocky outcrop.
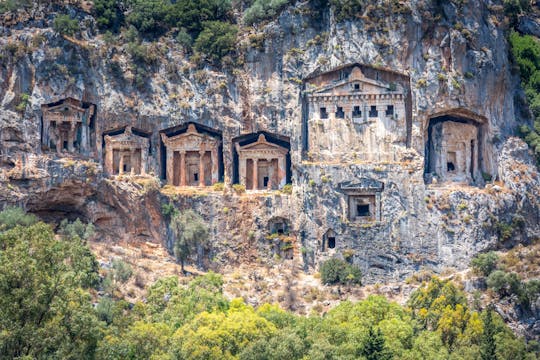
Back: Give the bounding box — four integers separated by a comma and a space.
0, 0, 539, 287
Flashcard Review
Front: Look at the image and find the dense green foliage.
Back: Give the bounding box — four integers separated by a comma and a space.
53, 14, 80, 36
243, 0, 293, 25
320, 258, 362, 285
194, 21, 238, 65
0, 208, 101, 358
0, 206, 536, 359
170, 209, 209, 272
93, 0, 124, 31
510, 31, 540, 165
470, 250, 540, 310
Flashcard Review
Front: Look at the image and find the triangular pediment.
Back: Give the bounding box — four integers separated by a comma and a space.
314, 78, 391, 95
239, 134, 288, 152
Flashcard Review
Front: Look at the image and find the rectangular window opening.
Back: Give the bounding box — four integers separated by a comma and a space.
369, 106, 378, 118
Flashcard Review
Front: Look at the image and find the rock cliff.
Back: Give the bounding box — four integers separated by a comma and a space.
0, 0, 539, 293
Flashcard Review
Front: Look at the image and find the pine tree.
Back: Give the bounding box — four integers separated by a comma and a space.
480, 307, 497, 360
362, 327, 392, 360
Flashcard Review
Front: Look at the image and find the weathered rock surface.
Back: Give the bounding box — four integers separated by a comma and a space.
0, 1, 539, 294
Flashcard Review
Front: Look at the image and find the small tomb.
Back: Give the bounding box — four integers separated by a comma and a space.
103, 126, 150, 176
235, 134, 289, 190
161, 123, 221, 187
341, 178, 384, 223
41, 98, 96, 155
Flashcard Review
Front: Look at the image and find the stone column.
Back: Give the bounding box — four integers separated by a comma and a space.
277, 156, 286, 188
267, 158, 274, 190
119, 152, 125, 175
104, 137, 113, 175
56, 127, 62, 155
199, 150, 206, 187
140, 142, 148, 175
252, 158, 258, 190
239, 155, 246, 186
42, 118, 50, 149
180, 151, 187, 186
211, 147, 218, 184
166, 147, 173, 184
68, 122, 76, 152
130, 148, 136, 175
81, 114, 88, 155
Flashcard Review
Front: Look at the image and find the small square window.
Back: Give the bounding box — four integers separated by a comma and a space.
353, 83, 360, 91
369, 106, 378, 118
356, 204, 370, 217
352, 106, 361, 117
336, 106, 344, 119
320, 107, 328, 119
386, 105, 394, 116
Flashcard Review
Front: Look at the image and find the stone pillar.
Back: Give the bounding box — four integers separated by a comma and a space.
104, 137, 113, 175
278, 156, 286, 188
130, 148, 136, 175
252, 158, 258, 190
119, 152, 125, 175
267, 158, 274, 190
81, 114, 88, 155
140, 144, 147, 175
239, 155, 246, 186
68, 122, 76, 152
180, 151, 187, 186
56, 126, 62, 154
199, 150, 206, 187
43, 118, 50, 148
211, 147, 218, 184
166, 148, 173, 184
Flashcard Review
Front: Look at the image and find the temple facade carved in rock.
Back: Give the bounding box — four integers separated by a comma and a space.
41, 98, 96, 156
235, 134, 289, 190
104, 126, 150, 176
161, 124, 221, 187
304, 65, 409, 162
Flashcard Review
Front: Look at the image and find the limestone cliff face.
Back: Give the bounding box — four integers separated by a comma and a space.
0, 0, 539, 287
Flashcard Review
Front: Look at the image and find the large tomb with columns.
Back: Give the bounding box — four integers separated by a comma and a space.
41, 98, 96, 156
424, 111, 486, 185
103, 126, 150, 176
161, 123, 221, 187
303, 64, 410, 162
234, 133, 289, 190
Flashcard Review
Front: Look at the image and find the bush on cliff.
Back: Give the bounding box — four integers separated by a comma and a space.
320, 258, 362, 285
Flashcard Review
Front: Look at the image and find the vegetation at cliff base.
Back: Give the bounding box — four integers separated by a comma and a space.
0, 207, 537, 359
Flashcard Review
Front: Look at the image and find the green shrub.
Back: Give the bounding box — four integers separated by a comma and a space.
0, 206, 37, 231
330, 0, 366, 22
243, 0, 292, 25
320, 258, 362, 285
281, 184, 292, 194
194, 21, 238, 65
510, 31, 540, 166
53, 15, 80, 37
233, 184, 246, 194
112, 259, 134, 284
93, 0, 124, 31
126, 0, 169, 36
470, 251, 499, 277
213, 182, 225, 191
0, 0, 31, 14
486, 270, 521, 297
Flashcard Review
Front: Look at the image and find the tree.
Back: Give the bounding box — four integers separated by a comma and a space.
93, 0, 124, 31
194, 21, 238, 65
320, 258, 362, 285
362, 327, 392, 360
53, 14, 80, 36
470, 251, 499, 277
126, 0, 169, 36
0, 206, 37, 231
0, 220, 101, 358
170, 209, 209, 273
481, 308, 497, 360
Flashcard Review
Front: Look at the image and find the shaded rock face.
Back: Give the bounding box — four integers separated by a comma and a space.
0, 1, 539, 283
